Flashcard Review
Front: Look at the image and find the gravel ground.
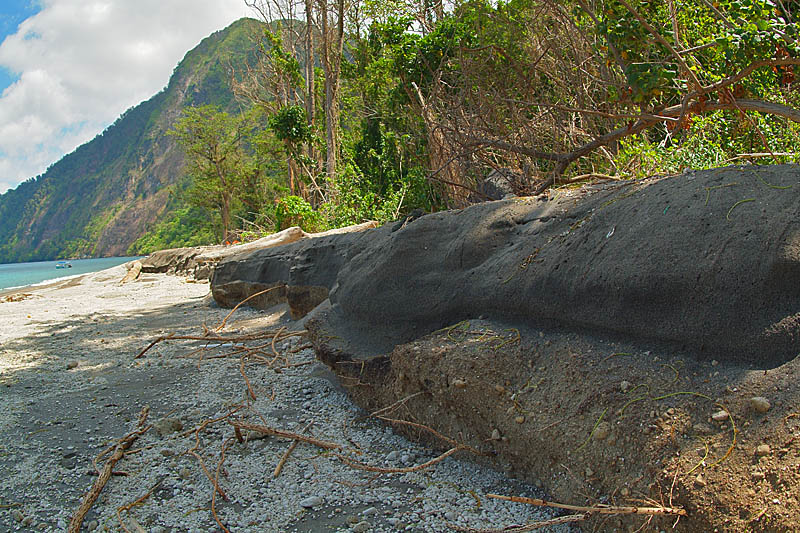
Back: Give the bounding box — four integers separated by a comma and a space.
0, 266, 568, 533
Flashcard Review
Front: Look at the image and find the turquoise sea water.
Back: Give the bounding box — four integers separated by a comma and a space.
0, 257, 141, 291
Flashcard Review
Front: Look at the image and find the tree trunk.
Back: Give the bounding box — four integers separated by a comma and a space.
305, 0, 316, 172
221, 190, 231, 243
321, 0, 345, 181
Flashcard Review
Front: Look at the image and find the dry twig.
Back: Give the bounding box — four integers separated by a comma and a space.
68, 406, 151, 533
229, 420, 342, 450
486, 493, 687, 516
274, 421, 314, 478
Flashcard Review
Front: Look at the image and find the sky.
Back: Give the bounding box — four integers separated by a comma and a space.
0, 0, 253, 195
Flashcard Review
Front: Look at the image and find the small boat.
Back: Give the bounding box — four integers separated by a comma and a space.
55, 261, 72, 269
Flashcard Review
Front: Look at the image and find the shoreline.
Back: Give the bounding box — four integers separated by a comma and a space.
0, 267, 563, 532
0, 256, 141, 297
0, 273, 88, 298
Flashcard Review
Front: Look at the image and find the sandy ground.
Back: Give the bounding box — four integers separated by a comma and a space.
0, 266, 567, 533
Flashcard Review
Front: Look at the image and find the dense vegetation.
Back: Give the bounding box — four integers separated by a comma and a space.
2, 1, 799, 261
160, 0, 800, 245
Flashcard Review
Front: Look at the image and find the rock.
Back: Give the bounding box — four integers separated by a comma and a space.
452, 378, 467, 389
211, 223, 380, 315
287, 285, 330, 320
693, 423, 713, 434
620, 380, 631, 392
386, 451, 400, 462
749, 396, 771, 413
211, 280, 286, 310
153, 417, 183, 437
756, 444, 771, 456
752, 471, 765, 481
711, 410, 729, 422
141, 246, 219, 275
514, 415, 525, 424
491, 429, 501, 441
694, 474, 707, 487
300, 496, 324, 509
86, 519, 99, 531
66, 361, 79, 370
593, 422, 611, 441
352, 521, 371, 533
119, 260, 142, 284
362, 507, 378, 516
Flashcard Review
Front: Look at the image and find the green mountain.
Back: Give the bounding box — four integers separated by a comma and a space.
0, 18, 264, 263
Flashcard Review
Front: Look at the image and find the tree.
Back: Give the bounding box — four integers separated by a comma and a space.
169, 105, 257, 242
414, 0, 800, 194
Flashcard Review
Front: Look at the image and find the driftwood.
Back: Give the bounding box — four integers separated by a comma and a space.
68, 406, 151, 533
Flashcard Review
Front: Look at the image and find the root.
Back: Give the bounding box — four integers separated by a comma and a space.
215, 286, 283, 331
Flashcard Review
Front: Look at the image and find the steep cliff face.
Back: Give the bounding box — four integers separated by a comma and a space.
0, 17, 263, 262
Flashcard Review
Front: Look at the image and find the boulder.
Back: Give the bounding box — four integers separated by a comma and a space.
210, 221, 384, 317
311, 165, 800, 366
140, 246, 219, 276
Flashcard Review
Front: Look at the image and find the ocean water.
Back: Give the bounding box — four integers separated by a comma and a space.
0, 257, 141, 291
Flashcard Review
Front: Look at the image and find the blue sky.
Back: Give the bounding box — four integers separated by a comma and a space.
0, 0, 251, 194
0, 1, 42, 92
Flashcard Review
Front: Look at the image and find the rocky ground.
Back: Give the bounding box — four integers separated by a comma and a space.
0, 266, 568, 533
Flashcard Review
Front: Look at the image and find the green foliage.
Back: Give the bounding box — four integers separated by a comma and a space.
128, 206, 218, 254
269, 105, 312, 144
273, 195, 326, 232
616, 111, 800, 178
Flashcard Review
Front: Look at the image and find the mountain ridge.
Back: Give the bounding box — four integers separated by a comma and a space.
0, 17, 263, 263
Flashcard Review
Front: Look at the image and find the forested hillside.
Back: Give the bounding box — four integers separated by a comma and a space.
0, 18, 263, 262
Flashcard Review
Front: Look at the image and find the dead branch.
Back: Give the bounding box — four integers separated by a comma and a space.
68, 406, 151, 533
211, 437, 235, 533
274, 421, 314, 478
486, 493, 687, 516
116, 477, 165, 533
215, 286, 283, 331
335, 446, 463, 474
229, 420, 342, 450
374, 415, 483, 456
184, 408, 243, 502
134, 329, 305, 359
240, 355, 258, 401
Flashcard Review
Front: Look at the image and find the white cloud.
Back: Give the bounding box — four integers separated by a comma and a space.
0, 0, 252, 194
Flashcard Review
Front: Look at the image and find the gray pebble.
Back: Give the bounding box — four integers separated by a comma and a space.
300, 496, 324, 508
352, 521, 371, 532
86, 519, 99, 531
153, 417, 183, 437
362, 506, 378, 516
